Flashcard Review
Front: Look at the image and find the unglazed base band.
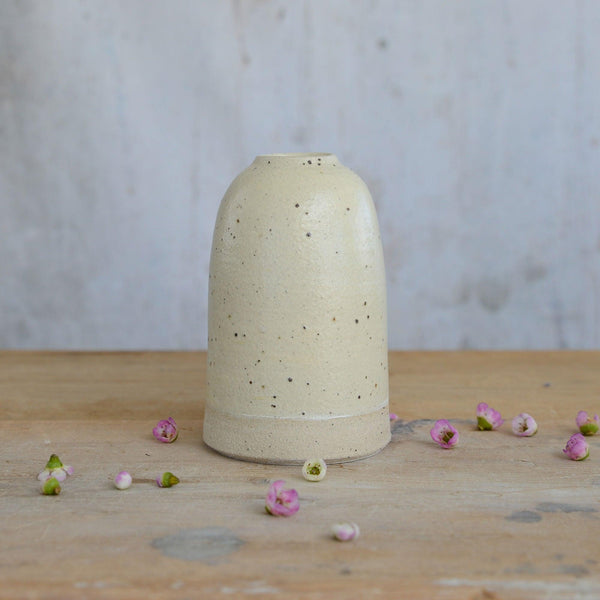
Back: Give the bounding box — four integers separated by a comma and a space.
203, 404, 391, 465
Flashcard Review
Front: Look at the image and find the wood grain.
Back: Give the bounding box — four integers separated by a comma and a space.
1, 351, 600, 599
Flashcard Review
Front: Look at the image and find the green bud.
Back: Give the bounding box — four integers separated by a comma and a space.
580, 422, 599, 436
157, 472, 180, 488
45, 454, 65, 469
41, 477, 61, 495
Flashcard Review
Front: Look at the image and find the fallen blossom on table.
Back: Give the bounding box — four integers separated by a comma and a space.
114, 471, 133, 490
37, 454, 74, 482
563, 433, 589, 461
430, 419, 459, 449
152, 417, 178, 443
265, 480, 299, 516
157, 472, 180, 488
302, 458, 327, 482
476, 402, 504, 431
332, 522, 360, 541
512, 413, 538, 437
576, 411, 599, 436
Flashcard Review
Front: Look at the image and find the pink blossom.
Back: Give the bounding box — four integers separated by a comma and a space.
476, 402, 504, 430
265, 480, 299, 516
152, 417, 178, 443
430, 419, 459, 449
37, 454, 73, 482
563, 433, 589, 461
576, 411, 599, 436
389, 413, 399, 421
512, 413, 538, 437
332, 522, 360, 541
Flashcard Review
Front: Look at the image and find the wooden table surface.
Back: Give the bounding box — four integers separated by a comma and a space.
1, 351, 599, 599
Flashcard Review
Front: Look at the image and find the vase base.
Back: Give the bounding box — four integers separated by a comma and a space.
204, 445, 386, 466
202, 404, 391, 465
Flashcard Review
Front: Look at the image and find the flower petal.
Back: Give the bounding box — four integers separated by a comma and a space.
332, 522, 360, 541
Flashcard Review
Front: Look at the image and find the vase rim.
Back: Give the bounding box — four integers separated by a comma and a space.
254, 152, 338, 164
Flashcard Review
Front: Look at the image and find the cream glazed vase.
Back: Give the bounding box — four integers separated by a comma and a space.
203, 153, 390, 464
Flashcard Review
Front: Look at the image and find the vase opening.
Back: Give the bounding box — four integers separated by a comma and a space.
254, 153, 338, 166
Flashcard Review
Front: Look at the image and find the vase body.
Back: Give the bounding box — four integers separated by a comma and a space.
203, 153, 389, 464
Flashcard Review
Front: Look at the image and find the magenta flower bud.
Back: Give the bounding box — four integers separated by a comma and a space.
576, 411, 599, 436
156, 472, 180, 488
430, 419, 459, 449
152, 417, 178, 443
332, 522, 360, 541
512, 413, 538, 437
265, 480, 299, 516
563, 433, 589, 461
37, 454, 73, 482
114, 471, 132, 490
302, 458, 327, 482
476, 402, 504, 430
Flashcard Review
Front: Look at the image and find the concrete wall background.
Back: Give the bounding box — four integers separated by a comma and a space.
1, 0, 599, 350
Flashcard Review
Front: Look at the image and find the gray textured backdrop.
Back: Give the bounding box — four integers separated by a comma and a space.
1, 1, 599, 350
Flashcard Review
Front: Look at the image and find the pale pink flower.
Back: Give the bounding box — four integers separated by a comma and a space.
576, 411, 599, 436
430, 419, 459, 449
332, 522, 360, 541
389, 413, 399, 421
156, 472, 180, 488
152, 417, 178, 443
302, 458, 327, 482
476, 402, 504, 430
37, 454, 74, 482
114, 471, 132, 490
512, 413, 538, 437
563, 433, 589, 461
265, 480, 299, 516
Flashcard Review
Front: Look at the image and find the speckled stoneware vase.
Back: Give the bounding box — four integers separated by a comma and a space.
203, 153, 390, 464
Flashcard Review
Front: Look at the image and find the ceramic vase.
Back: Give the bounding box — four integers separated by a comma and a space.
203, 153, 389, 464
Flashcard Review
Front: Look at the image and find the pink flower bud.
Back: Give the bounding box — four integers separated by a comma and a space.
332, 522, 360, 541
152, 417, 178, 443
563, 433, 589, 461
476, 402, 504, 430
430, 419, 459, 449
114, 471, 132, 490
576, 411, 599, 436
265, 480, 299, 516
512, 413, 538, 437
389, 413, 399, 421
